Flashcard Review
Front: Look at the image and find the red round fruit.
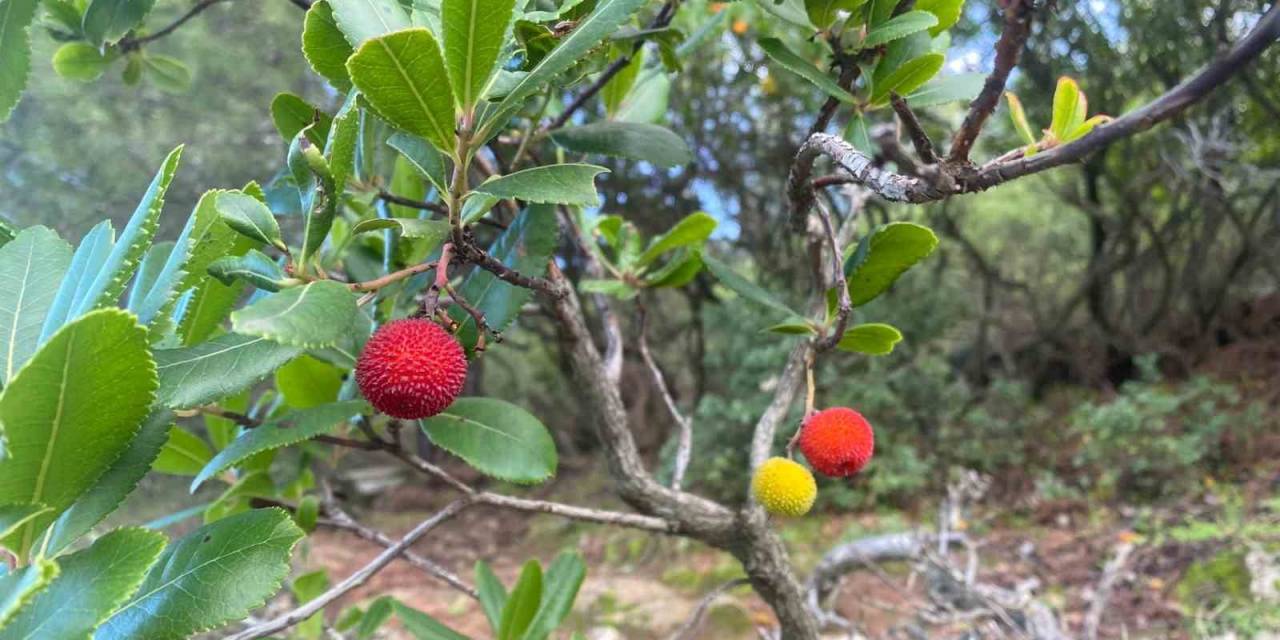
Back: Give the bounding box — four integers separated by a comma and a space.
798, 407, 874, 478
355, 318, 467, 419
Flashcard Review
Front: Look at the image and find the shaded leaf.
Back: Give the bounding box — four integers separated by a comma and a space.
191, 401, 366, 491
303, 0, 355, 91
843, 222, 938, 306
420, 397, 557, 484
758, 38, 854, 104
0, 0, 39, 121
498, 561, 541, 640
870, 52, 943, 105
521, 551, 586, 640
0, 560, 56, 629
703, 255, 804, 319
905, 72, 983, 108
153, 426, 213, 476
550, 122, 692, 168
81, 0, 157, 45
207, 249, 292, 292
862, 11, 937, 48
473, 164, 608, 206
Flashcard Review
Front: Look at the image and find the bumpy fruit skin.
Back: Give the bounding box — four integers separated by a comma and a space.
799, 407, 875, 478
355, 318, 467, 420
752, 457, 817, 517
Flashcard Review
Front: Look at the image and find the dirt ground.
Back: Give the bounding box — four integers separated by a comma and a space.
293, 464, 1280, 640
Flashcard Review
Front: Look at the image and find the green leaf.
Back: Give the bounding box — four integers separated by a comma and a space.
0, 226, 72, 386
870, 53, 943, 105
473, 164, 608, 206
442, 0, 517, 108
0, 504, 50, 540
1064, 114, 1111, 142
1004, 91, 1036, 145
521, 551, 586, 640
0, 527, 166, 640
476, 561, 508, 630
326, 91, 362, 191
805, 0, 867, 30
420, 397, 557, 484
843, 111, 873, 154
550, 122, 692, 168
351, 217, 452, 245
615, 72, 670, 124
215, 191, 286, 250
207, 249, 292, 292
58, 146, 182, 331
329, 0, 411, 45
51, 42, 110, 81
636, 211, 716, 267
275, 355, 343, 409
863, 11, 937, 48
173, 190, 254, 344
0, 560, 56, 629
579, 279, 637, 300
81, 0, 157, 45
348, 28, 458, 156
1049, 76, 1085, 141
836, 322, 903, 355
498, 560, 542, 640
0, 0, 38, 121
758, 38, 854, 104
155, 333, 302, 410
303, 0, 355, 91
290, 569, 330, 639
644, 249, 702, 288
153, 426, 213, 476
599, 46, 642, 116
271, 93, 332, 147
843, 222, 938, 306
356, 596, 396, 639
0, 309, 157, 557
393, 601, 470, 640
915, 0, 963, 35
143, 54, 192, 94
867, 0, 898, 26
231, 280, 359, 349
97, 508, 304, 640
765, 321, 818, 335
905, 72, 983, 108
44, 410, 171, 555
703, 255, 804, 319
191, 401, 366, 491
388, 132, 449, 194
129, 203, 202, 329
202, 469, 274, 523
449, 204, 558, 349
479, 0, 649, 140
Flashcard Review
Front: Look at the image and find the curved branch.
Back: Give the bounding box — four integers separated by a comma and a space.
788, 2, 1280, 220
947, 0, 1034, 162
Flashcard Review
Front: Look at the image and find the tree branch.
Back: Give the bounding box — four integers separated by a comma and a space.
788, 2, 1280, 218
542, 0, 679, 132
890, 93, 940, 165
119, 0, 232, 50
668, 578, 750, 640
638, 305, 693, 491
226, 499, 473, 640
947, 0, 1034, 162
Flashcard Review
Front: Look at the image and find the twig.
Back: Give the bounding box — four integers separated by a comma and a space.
668, 578, 750, 640
319, 497, 477, 599
379, 191, 507, 229
1083, 541, 1135, 640
119, 0, 231, 50
890, 93, 940, 165
225, 499, 473, 640
947, 0, 1034, 162
542, 0, 679, 132
812, 199, 851, 351
349, 261, 437, 293
638, 305, 693, 491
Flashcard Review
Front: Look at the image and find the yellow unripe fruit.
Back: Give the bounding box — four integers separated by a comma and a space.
752, 457, 817, 517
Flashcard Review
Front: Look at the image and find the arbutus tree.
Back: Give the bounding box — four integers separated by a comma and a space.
0, 0, 1276, 638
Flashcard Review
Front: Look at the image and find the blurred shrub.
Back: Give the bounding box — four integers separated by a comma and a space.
1068, 355, 1266, 500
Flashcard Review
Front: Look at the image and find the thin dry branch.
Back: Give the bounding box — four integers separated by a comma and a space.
638, 306, 693, 490
947, 0, 1034, 162
226, 499, 473, 640
668, 578, 751, 640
